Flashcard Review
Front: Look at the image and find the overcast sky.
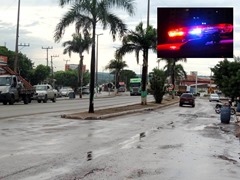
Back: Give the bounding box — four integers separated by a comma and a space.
0, 0, 239, 76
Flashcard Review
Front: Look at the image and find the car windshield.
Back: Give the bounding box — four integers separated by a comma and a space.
61, 87, 72, 91
35, 86, 47, 90
181, 94, 193, 98
0, 76, 12, 86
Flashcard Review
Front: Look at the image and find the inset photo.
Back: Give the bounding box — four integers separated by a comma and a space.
157, 7, 233, 58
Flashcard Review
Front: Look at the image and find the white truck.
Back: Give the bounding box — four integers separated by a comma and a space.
32, 84, 57, 103
0, 64, 35, 105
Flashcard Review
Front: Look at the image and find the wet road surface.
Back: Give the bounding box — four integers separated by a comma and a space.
0, 97, 239, 179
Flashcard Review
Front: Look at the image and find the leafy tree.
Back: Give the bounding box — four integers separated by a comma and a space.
54, 0, 135, 113
105, 58, 128, 90
83, 70, 90, 86
54, 70, 90, 90
119, 69, 137, 90
211, 58, 240, 101
149, 68, 167, 103
54, 70, 77, 89
0, 46, 33, 81
30, 65, 51, 85
62, 33, 92, 98
116, 22, 157, 105
0, 46, 8, 55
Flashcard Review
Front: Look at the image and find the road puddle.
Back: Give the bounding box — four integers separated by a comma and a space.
214, 155, 238, 164
93, 147, 113, 159
119, 134, 140, 149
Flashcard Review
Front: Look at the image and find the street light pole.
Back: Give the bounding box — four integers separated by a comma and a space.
96, 33, 103, 94
14, 0, 21, 73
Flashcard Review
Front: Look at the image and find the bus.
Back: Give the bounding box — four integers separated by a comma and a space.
118, 82, 126, 92
129, 78, 141, 96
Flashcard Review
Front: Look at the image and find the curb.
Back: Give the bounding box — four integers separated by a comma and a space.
62, 98, 179, 120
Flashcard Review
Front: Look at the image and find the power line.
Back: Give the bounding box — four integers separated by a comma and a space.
19, 43, 30, 51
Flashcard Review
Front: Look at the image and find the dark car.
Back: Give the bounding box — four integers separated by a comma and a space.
179, 93, 195, 107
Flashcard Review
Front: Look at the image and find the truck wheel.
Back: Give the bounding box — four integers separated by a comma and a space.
43, 95, 48, 103
9, 96, 15, 105
3, 101, 7, 105
23, 96, 29, 104
37, 100, 42, 103
52, 95, 56, 103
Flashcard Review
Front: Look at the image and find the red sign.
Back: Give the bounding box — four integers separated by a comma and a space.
0, 55, 8, 64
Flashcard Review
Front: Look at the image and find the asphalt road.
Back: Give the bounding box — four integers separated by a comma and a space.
0, 92, 154, 119
0, 96, 239, 180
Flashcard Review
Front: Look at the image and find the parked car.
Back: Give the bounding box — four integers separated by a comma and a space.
53, 89, 61, 97
59, 87, 74, 97
32, 84, 56, 103
209, 93, 220, 102
82, 87, 90, 95
179, 93, 195, 107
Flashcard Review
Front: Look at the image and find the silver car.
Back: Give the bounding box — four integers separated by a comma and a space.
60, 87, 74, 97
209, 93, 220, 102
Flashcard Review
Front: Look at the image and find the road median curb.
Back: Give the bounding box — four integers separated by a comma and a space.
62, 97, 179, 120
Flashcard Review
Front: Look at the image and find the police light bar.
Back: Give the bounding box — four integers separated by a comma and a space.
168, 23, 233, 38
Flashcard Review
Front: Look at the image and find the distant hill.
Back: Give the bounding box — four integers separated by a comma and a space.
97, 72, 114, 84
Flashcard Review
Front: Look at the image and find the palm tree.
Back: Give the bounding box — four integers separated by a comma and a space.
162, 58, 187, 98
105, 58, 128, 92
54, 0, 135, 113
162, 58, 187, 85
116, 22, 157, 105
62, 33, 92, 98
173, 64, 187, 85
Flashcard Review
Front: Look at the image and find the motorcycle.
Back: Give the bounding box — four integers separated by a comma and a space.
214, 101, 236, 115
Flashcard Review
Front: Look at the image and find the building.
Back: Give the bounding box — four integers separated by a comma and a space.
179, 73, 216, 94
65, 64, 86, 74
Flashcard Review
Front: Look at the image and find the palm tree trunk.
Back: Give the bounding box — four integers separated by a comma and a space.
89, 26, 96, 113
79, 55, 84, 98
141, 49, 148, 105
171, 60, 176, 99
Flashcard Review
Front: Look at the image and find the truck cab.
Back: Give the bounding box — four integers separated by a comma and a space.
0, 75, 28, 105
0, 57, 35, 105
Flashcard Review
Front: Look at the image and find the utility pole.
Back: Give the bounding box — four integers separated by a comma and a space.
19, 43, 30, 51
147, 0, 150, 27
51, 55, 59, 88
63, 59, 70, 71
51, 55, 59, 76
42, 46, 53, 67
14, 0, 21, 72
96, 33, 103, 94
